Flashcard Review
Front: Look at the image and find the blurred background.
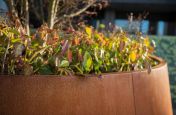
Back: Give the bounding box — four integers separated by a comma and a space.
90, 0, 176, 36
0, 0, 176, 114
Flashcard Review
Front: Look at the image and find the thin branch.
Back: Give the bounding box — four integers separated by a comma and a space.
24, 0, 30, 35
1, 37, 10, 74
47, 0, 60, 29
54, 1, 96, 25
8, 0, 19, 18
63, 1, 96, 18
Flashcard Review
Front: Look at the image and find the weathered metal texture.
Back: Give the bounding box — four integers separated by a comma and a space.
132, 60, 173, 115
0, 57, 173, 115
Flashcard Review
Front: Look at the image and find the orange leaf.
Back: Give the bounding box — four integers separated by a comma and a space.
53, 31, 59, 40
67, 49, 72, 62
73, 37, 80, 45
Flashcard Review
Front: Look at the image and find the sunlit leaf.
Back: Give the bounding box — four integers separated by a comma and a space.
8, 29, 20, 35
129, 51, 137, 62
11, 38, 21, 43
144, 38, 150, 47
151, 40, 156, 47
95, 33, 106, 45
59, 60, 69, 67
78, 49, 83, 61
67, 49, 72, 62
83, 51, 92, 72
73, 37, 80, 45
99, 24, 105, 29
85, 27, 92, 38
29, 46, 49, 62
95, 33, 101, 39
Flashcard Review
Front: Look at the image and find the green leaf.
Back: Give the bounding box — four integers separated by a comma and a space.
99, 24, 105, 29
11, 38, 21, 43
59, 60, 69, 67
39, 65, 53, 75
54, 45, 61, 53
74, 64, 83, 74
0, 47, 4, 52
94, 62, 100, 72
29, 46, 50, 63
82, 51, 92, 72
8, 29, 19, 35
31, 41, 39, 47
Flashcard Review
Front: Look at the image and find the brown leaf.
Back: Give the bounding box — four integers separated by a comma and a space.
73, 37, 80, 45
119, 40, 125, 52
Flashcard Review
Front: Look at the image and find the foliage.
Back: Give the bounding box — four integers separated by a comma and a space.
0, 18, 157, 76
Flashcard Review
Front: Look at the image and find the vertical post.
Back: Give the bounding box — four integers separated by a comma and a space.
167, 22, 175, 35
149, 21, 157, 35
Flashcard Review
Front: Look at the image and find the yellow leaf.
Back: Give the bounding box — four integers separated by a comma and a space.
123, 37, 128, 42
95, 33, 106, 45
129, 51, 137, 62
85, 27, 92, 38
95, 33, 101, 39
144, 38, 150, 47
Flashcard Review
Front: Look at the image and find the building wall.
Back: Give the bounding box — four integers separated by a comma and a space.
111, 0, 176, 4
0, 0, 8, 16
93, 0, 176, 35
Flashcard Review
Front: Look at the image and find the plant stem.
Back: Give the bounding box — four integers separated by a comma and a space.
1, 37, 10, 74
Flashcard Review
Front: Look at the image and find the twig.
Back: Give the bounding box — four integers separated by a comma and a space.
1, 37, 10, 74
63, 1, 95, 18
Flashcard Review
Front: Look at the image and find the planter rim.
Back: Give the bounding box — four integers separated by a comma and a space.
0, 56, 166, 77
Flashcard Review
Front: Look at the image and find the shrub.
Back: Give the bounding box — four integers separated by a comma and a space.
0, 18, 157, 76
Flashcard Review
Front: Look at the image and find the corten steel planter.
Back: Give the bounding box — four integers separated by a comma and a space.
0, 57, 173, 115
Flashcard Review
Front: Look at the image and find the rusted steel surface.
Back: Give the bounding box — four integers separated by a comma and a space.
132, 63, 173, 115
0, 74, 135, 115
0, 57, 173, 115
